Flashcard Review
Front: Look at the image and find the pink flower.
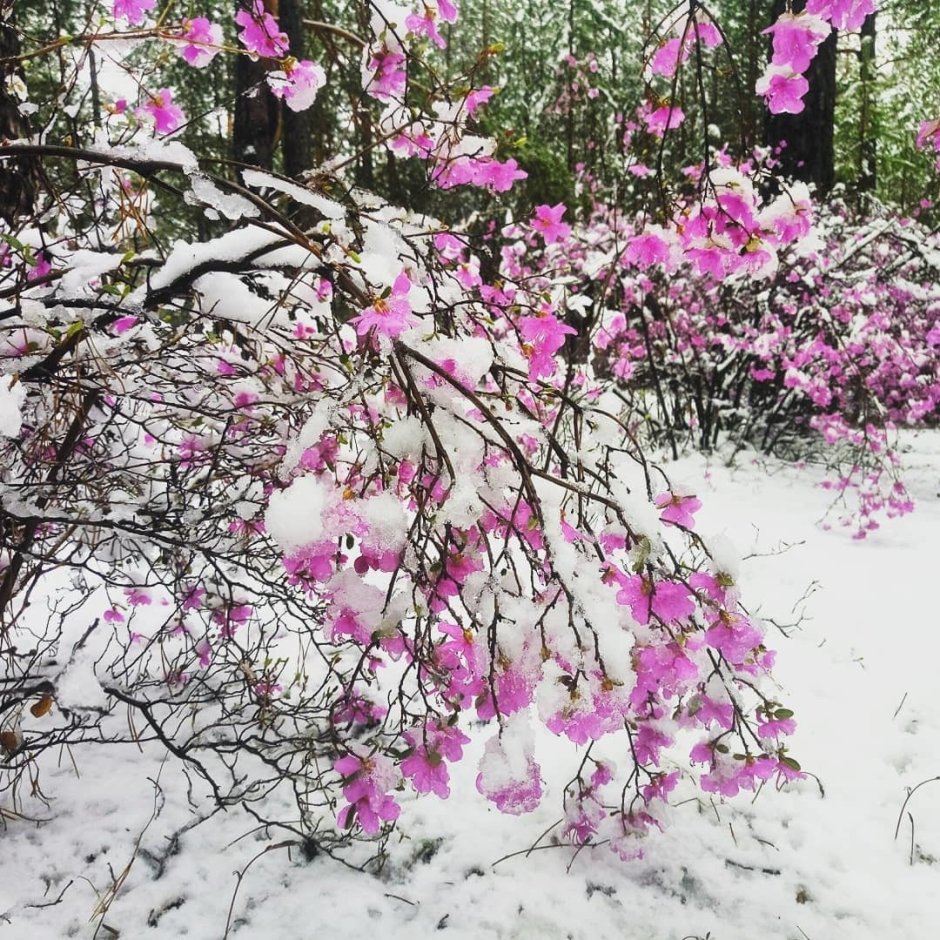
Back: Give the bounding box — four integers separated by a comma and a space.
654, 491, 702, 528
137, 88, 185, 135
365, 49, 406, 100
112, 315, 138, 334
756, 66, 809, 115
693, 20, 723, 48
267, 59, 326, 112
104, 607, 125, 623
125, 587, 151, 606
401, 722, 470, 798
437, 0, 459, 22
530, 203, 571, 244
704, 611, 763, 664
764, 13, 830, 74
625, 231, 670, 268
518, 312, 576, 380
196, 639, 213, 668
352, 271, 417, 339
650, 38, 687, 78
806, 0, 874, 31
464, 85, 495, 117
476, 728, 542, 815
644, 103, 685, 136
176, 17, 223, 69
112, 0, 154, 25
406, 7, 447, 49
615, 573, 695, 625
916, 119, 940, 154
757, 712, 797, 739
335, 753, 401, 834
27, 252, 52, 282
235, 0, 289, 59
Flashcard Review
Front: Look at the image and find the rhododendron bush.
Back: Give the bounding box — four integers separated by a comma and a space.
508, 180, 940, 538
4, 0, 934, 870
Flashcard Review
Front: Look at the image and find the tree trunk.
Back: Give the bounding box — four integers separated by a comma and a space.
0, 0, 39, 222
232, 0, 280, 169
857, 11, 876, 194
280, 0, 313, 177
764, 0, 837, 195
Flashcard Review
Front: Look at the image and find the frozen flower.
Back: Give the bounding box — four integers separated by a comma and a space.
236, 0, 289, 58
176, 17, 224, 69
112, 0, 155, 25
137, 88, 185, 135
352, 271, 417, 339
654, 490, 702, 528
267, 58, 326, 112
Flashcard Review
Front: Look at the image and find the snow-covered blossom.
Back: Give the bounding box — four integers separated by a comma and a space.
267, 58, 326, 112
176, 18, 224, 69
112, 0, 154, 25
352, 271, 417, 340
137, 88, 185, 134
235, 0, 289, 58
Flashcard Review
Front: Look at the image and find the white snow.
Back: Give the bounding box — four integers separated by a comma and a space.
2, 432, 939, 939
0, 375, 26, 437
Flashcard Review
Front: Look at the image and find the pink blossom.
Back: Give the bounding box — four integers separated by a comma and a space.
530, 203, 571, 244
464, 85, 495, 117
213, 603, 253, 638
27, 252, 52, 282
401, 722, 470, 798
764, 13, 830, 74
757, 713, 797, 739
267, 59, 326, 112
756, 66, 810, 115
916, 119, 940, 154
112, 315, 138, 334
437, 0, 459, 22
518, 312, 576, 380
196, 640, 213, 668
806, 0, 875, 31
704, 611, 764, 665
365, 49, 406, 100
476, 729, 542, 814
352, 271, 417, 340
615, 573, 695, 625
137, 88, 185, 135
176, 17, 223, 68
693, 20, 723, 48
625, 231, 670, 268
406, 7, 447, 49
654, 491, 702, 528
235, 0, 289, 59
125, 587, 151, 606
335, 753, 401, 834
112, 0, 154, 25
644, 103, 685, 136
649, 38, 687, 78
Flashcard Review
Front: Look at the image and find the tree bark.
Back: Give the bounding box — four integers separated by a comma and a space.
0, 0, 39, 222
232, 0, 280, 170
280, 0, 313, 177
857, 11, 876, 194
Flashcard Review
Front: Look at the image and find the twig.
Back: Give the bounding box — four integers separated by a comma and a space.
223, 841, 295, 939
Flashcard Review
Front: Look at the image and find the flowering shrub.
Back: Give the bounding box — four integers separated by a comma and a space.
3, 0, 926, 872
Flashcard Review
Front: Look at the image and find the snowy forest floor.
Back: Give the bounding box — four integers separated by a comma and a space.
2, 432, 939, 940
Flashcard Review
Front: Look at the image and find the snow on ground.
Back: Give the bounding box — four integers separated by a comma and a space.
2, 433, 939, 940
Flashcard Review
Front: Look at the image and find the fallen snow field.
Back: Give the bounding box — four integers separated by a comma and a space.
2, 432, 939, 940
